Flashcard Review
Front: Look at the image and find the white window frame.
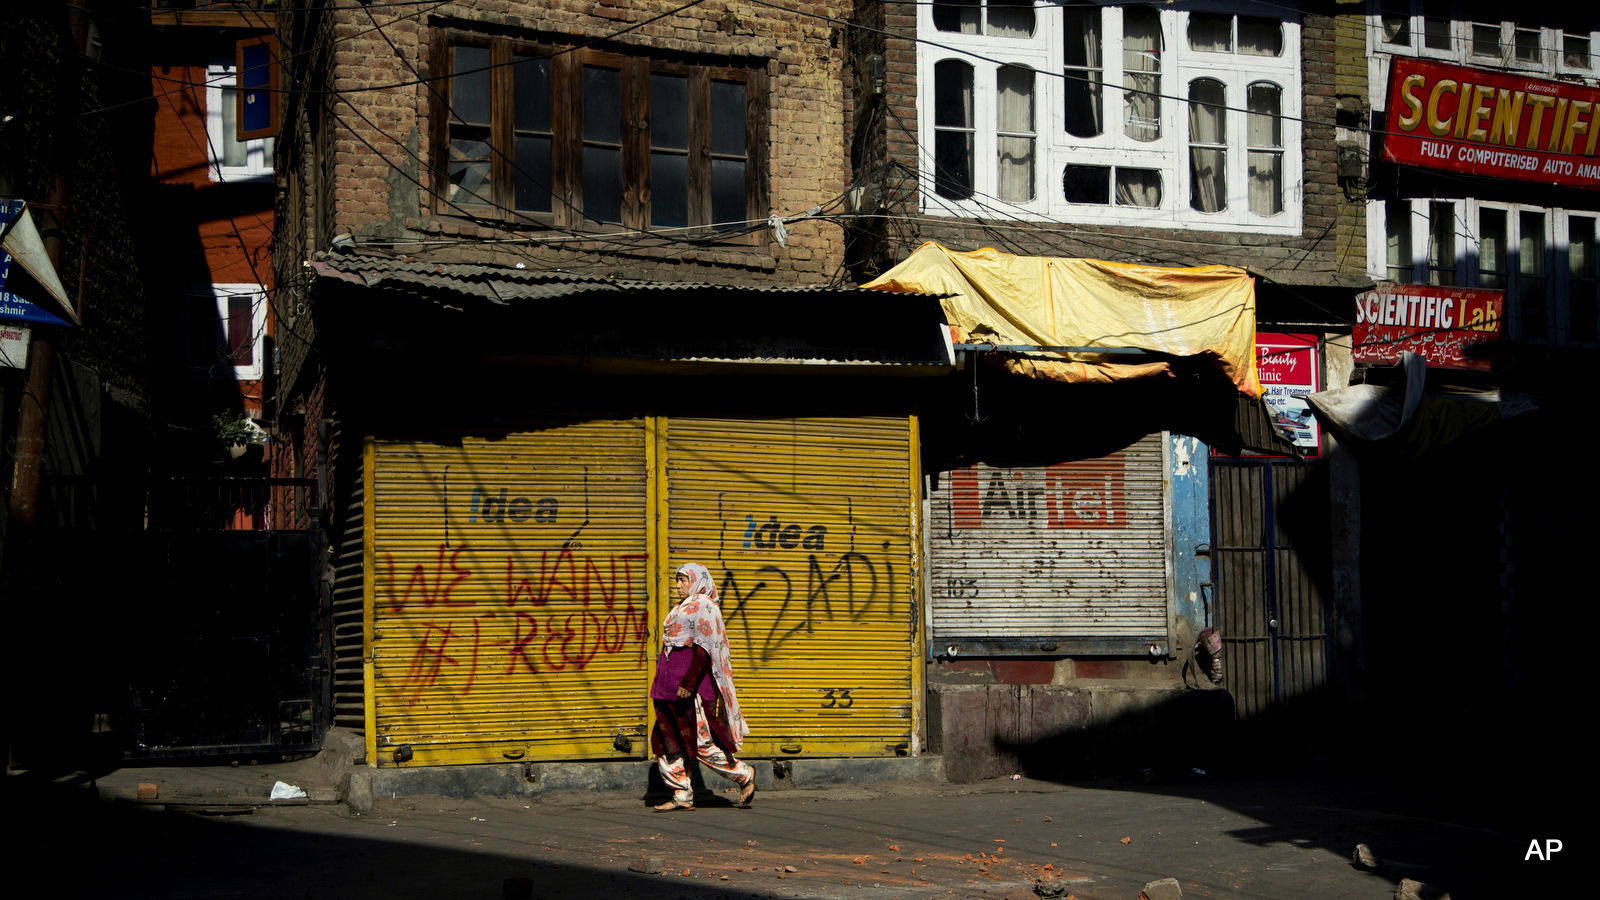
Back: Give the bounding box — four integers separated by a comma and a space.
206, 57, 275, 182
1368, 4, 1600, 91
1367, 199, 1599, 346
917, 1, 1302, 234
187, 283, 267, 380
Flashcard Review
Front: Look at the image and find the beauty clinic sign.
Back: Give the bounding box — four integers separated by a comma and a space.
1383, 57, 1600, 189
1354, 284, 1502, 371
1256, 333, 1320, 457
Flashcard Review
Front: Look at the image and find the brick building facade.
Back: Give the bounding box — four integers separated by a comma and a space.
261, 0, 1389, 774
844, 1, 1373, 763
271, 0, 870, 486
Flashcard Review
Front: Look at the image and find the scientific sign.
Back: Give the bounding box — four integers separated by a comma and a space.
1354, 284, 1502, 371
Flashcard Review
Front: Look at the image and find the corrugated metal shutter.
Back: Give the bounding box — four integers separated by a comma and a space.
367, 421, 651, 766
665, 416, 919, 757
330, 422, 367, 732
929, 433, 1170, 654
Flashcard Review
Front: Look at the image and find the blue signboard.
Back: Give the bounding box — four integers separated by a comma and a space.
0, 200, 72, 327
0, 199, 23, 292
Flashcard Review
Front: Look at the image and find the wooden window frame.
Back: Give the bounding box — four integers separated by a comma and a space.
186, 283, 267, 381
235, 35, 279, 142
429, 31, 768, 244
207, 54, 275, 182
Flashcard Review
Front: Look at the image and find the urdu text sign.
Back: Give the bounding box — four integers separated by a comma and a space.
1354, 284, 1502, 371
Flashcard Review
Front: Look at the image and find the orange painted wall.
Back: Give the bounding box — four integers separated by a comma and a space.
150, 62, 274, 287
149, 58, 274, 416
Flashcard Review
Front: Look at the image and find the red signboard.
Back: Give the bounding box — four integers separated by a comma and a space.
1383, 57, 1600, 189
1354, 284, 1503, 370
949, 459, 1127, 531
1256, 333, 1320, 457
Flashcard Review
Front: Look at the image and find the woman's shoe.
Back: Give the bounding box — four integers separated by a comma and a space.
738, 781, 756, 808
652, 800, 694, 812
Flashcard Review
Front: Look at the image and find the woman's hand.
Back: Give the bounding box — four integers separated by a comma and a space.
677, 686, 691, 699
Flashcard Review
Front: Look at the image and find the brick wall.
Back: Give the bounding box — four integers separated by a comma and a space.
274, 3, 338, 401
270, 375, 328, 531
307, 1, 853, 285
1332, 2, 1369, 277
3, 12, 151, 406
0, 7, 153, 533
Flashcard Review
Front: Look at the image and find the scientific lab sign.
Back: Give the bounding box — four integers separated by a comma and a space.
1354, 284, 1502, 371
1383, 57, 1600, 189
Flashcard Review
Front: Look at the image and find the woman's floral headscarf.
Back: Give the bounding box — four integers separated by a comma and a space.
677, 561, 719, 604
662, 563, 748, 744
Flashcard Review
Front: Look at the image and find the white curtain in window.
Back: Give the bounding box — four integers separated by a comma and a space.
221, 87, 248, 168
1380, 0, 1410, 45
987, 0, 1035, 38
1519, 212, 1546, 276
1570, 217, 1598, 340
1188, 79, 1226, 213
1519, 211, 1547, 331
996, 65, 1036, 202
1385, 202, 1412, 281
1114, 168, 1162, 207
1187, 13, 1231, 51
933, 0, 981, 34
1247, 83, 1282, 216
1238, 17, 1283, 56
1477, 209, 1507, 287
1571, 217, 1596, 278
1123, 7, 1162, 142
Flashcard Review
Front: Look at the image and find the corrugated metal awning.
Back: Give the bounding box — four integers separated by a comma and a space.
309, 253, 951, 307
309, 253, 956, 372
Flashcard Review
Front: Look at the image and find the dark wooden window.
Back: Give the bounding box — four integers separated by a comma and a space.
431, 34, 767, 240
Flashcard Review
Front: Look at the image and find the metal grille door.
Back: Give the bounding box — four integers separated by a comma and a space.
1210, 459, 1330, 719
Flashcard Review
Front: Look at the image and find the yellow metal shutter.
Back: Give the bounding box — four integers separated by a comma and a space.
664, 416, 920, 758
367, 420, 651, 766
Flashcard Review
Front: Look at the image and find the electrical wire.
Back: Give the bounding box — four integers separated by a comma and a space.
118, 1, 1567, 325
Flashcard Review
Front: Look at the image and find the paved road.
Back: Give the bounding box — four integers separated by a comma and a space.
11, 766, 1574, 899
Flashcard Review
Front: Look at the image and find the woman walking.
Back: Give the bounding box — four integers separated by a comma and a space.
650, 562, 756, 811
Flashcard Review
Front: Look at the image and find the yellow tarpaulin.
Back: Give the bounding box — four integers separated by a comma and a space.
863, 243, 1260, 397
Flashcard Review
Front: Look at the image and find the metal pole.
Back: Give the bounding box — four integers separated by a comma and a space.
6, 176, 65, 531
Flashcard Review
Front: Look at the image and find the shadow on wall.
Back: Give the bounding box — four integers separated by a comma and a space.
930, 681, 1236, 785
